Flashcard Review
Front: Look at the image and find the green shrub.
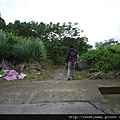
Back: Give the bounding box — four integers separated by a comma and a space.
10, 38, 46, 62
81, 45, 120, 72
0, 32, 47, 63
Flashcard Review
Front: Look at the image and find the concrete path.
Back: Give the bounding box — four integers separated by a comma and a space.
0, 79, 119, 114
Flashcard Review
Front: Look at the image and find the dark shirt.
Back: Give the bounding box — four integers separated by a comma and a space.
65, 48, 77, 63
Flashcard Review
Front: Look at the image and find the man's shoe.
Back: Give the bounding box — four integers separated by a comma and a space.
67, 77, 70, 81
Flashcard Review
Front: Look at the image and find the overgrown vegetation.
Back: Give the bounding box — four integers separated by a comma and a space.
10, 38, 46, 62
0, 18, 93, 64
81, 41, 120, 73
80, 39, 120, 79
75, 70, 108, 80
0, 16, 120, 82
0, 32, 46, 63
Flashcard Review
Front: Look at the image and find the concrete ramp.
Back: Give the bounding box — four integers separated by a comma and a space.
0, 79, 119, 114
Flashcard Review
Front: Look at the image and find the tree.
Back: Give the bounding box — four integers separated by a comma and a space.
0, 17, 6, 31
5, 20, 92, 64
95, 38, 119, 49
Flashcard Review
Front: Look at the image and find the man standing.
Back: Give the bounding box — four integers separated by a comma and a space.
66, 45, 77, 81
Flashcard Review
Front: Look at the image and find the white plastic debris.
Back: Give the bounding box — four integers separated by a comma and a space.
18, 73, 27, 79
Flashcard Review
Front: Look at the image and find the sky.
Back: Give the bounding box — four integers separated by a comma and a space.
0, 0, 120, 47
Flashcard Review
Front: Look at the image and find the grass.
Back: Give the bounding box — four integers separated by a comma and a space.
75, 70, 109, 80
75, 70, 93, 80
0, 63, 111, 84
23, 69, 54, 82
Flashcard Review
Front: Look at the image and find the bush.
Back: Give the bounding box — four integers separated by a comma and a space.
81, 45, 120, 72
0, 32, 47, 63
10, 38, 46, 62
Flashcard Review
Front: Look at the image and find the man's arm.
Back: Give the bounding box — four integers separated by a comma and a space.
65, 50, 70, 63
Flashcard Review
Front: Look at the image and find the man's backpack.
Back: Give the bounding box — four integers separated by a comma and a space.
69, 50, 77, 62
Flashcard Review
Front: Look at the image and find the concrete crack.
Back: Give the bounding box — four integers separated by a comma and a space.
88, 102, 112, 114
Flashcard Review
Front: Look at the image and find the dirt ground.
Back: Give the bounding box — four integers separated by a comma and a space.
51, 68, 67, 81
